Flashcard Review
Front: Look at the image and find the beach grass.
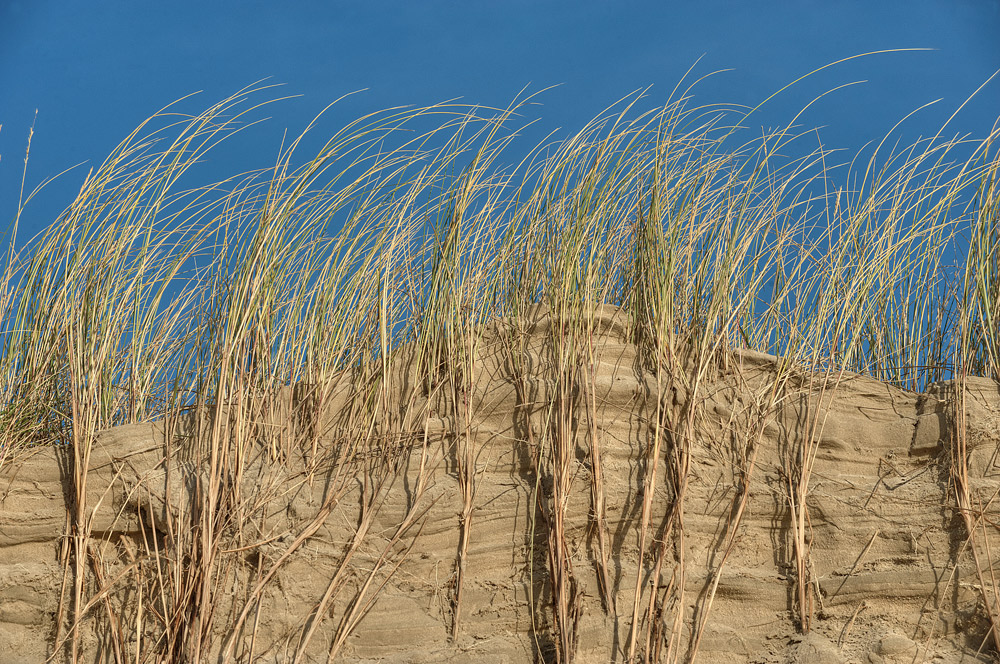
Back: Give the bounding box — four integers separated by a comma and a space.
2, 73, 1000, 662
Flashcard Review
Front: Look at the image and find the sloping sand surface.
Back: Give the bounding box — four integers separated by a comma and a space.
2, 305, 1000, 662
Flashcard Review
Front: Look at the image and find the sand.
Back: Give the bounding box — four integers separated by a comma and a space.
2, 304, 999, 662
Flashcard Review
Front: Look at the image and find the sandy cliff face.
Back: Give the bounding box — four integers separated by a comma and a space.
2, 305, 999, 663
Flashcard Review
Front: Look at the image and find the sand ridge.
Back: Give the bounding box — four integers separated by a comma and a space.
2, 304, 999, 663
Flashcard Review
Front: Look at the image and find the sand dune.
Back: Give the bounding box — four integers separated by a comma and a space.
3, 305, 999, 663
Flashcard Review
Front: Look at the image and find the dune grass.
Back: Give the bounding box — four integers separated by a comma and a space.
2, 73, 1000, 662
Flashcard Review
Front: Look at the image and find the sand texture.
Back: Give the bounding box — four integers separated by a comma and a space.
2, 305, 1000, 663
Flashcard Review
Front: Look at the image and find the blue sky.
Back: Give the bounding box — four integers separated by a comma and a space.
2, 1, 999, 242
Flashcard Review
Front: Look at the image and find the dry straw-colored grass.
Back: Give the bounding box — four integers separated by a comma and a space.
1, 60, 1000, 662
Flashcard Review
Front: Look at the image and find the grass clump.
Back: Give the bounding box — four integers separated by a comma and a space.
1, 70, 1000, 662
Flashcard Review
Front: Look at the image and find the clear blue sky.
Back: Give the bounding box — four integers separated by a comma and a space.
2, 0, 999, 242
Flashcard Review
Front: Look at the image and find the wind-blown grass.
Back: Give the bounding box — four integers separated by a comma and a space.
2, 73, 1000, 662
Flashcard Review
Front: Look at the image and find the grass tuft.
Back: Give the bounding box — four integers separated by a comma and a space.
2, 74, 1000, 662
